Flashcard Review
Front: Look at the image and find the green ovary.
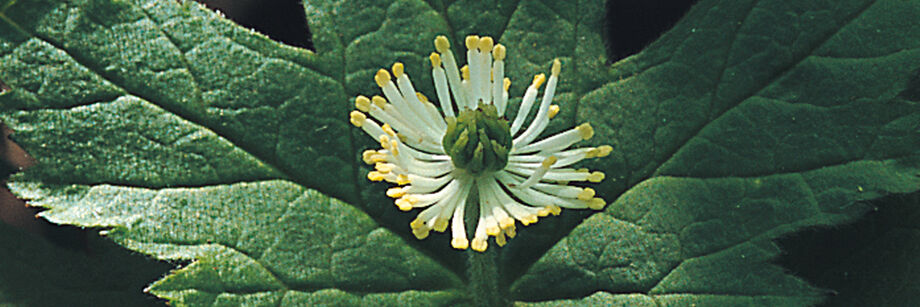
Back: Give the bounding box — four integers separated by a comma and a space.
442, 103, 512, 175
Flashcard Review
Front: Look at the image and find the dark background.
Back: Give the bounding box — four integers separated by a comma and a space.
2, 0, 916, 306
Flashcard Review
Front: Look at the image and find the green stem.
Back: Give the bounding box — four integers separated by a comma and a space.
464, 183, 510, 306
467, 248, 508, 306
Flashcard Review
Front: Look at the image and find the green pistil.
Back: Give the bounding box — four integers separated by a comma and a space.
442, 103, 512, 175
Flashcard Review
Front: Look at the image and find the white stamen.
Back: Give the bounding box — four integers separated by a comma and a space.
356, 116, 386, 140
479, 37, 493, 104
450, 177, 473, 249
514, 156, 556, 189
514, 123, 592, 154
436, 36, 468, 113
483, 176, 542, 224
403, 179, 462, 209
382, 78, 431, 133
514, 60, 560, 147
367, 96, 441, 148
496, 172, 592, 209
471, 211, 489, 252
432, 65, 455, 117
466, 35, 483, 105
396, 74, 441, 131
492, 51, 505, 110
540, 169, 603, 182
510, 80, 540, 135
461, 79, 472, 109
421, 100, 447, 131
406, 160, 453, 177
406, 173, 452, 191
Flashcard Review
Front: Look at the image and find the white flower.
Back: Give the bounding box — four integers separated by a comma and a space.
350, 35, 611, 252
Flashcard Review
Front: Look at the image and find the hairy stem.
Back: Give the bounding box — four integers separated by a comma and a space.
467, 247, 508, 306
464, 184, 510, 306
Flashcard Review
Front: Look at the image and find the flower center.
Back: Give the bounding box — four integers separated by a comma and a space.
442, 103, 512, 175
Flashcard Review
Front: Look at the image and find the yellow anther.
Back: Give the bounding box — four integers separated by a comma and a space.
505, 226, 517, 238
355, 95, 371, 112
349, 111, 366, 127
577, 188, 596, 201
588, 171, 605, 183
521, 214, 538, 226
434, 35, 450, 53
465, 35, 480, 50
595, 145, 612, 158
413, 227, 430, 240
486, 224, 501, 236
577, 123, 594, 140
433, 218, 449, 232
371, 95, 387, 108
396, 198, 414, 211
396, 174, 411, 185
492, 44, 506, 60
495, 232, 507, 246
537, 207, 551, 217
551, 58, 561, 76
532, 73, 546, 89
451, 237, 469, 250
392, 62, 405, 78
471, 237, 488, 252
586, 148, 599, 158
461, 65, 470, 80
541, 156, 558, 168
410, 218, 425, 229
588, 197, 606, 210
382, 124, 396, 137
548, 104, 560, 119
548, 205, 561, 216
503, 78, 511, 91
478, 36, 494, 52
386, 187, 405, 198
598, 145, 613, 157
379, 135, 391, 150
370, 154, 387, 163
374, 69, 391, 88
367, 171, 385, 182
499, 217, 515, 229
416, 92, 429, 102
390, 140, 400, 156
429, 52, 442, 68
374, 163, 394, 173
362, 150, 378, 164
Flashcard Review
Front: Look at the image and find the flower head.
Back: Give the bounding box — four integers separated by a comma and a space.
350, 35, 611, 252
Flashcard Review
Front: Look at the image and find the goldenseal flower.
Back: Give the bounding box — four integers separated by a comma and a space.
350, 35, 611, 252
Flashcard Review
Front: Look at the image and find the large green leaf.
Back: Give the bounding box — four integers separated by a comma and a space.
12, 180, 466, 305
0, 0, 918, 306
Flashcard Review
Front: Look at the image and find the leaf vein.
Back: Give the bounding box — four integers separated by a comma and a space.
650, 0, 880, 178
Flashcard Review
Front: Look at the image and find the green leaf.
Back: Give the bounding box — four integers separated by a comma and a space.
513, 0, 920, 304
1, 0, 919, 306
11, 180, 466, 305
